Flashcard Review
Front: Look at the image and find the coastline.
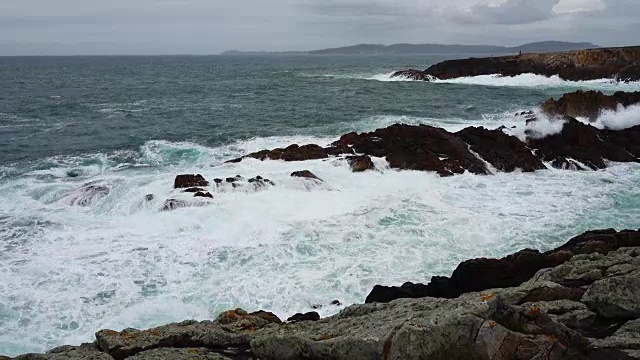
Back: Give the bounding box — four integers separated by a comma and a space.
7, 229, 640, 359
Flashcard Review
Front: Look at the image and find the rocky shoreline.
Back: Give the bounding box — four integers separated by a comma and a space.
7, 229, 640, 359
7, 85, 640, 359
392, 46, 640, 82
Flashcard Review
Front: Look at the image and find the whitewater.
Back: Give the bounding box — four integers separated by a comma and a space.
1, 55, 640, 357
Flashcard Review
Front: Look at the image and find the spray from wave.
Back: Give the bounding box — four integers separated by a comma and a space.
359, 72, 640, 91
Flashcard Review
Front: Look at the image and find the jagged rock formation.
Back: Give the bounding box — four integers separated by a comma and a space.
11, 229, 640, 359
541, 90, 640, 120
393, 46, 640, 81
226, 115, 640, 176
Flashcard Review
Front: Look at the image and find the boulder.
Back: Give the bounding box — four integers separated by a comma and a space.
456, 126, 546, 172
58, 182, 110, 207
582, 271, 640, 319
290, 170, 322, 181
174, 175, 209, 189
346, 155, 374, 172
286, 312, 320, 323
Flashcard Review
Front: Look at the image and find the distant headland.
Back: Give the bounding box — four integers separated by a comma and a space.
220, 41, 599, 56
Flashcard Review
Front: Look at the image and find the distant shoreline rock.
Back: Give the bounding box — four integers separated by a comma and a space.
392, 46, 640, 82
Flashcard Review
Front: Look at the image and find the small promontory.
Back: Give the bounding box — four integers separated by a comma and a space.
393, 46, 640, 82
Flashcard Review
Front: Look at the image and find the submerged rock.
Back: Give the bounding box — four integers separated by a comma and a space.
59, 183, 110, 207
161, 199, 189, 211
174, 174, 209, 189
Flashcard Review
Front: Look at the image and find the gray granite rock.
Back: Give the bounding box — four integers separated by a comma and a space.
126, 348, 233, 360
95, 320, 251, 360
583, 271, 640, 319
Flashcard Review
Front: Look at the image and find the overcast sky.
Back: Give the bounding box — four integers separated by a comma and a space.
1, 0, 638, 55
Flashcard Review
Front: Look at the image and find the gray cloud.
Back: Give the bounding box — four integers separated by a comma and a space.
0, 0, 638, 55
449, 0, 561, 25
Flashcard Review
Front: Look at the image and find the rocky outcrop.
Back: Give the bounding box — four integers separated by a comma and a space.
10, 229, 640, 360
541, 90, 640, 120
528, 118, 640, 170
393, 46, 640, 81
456, 126, 546, 172
333, 124, 489, 176
290, 170, 322, 181
227, 144, 329, 163
366, 229, 640, 303
174, 175, 209, 189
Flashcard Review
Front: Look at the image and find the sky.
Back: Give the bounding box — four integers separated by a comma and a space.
0, 0, 638, 55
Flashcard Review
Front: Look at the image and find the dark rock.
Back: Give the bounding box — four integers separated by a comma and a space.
456, 126, 546, 172
393, 47, 640, 81
334, 124, 489, 175
174, 174, 209, 189
541, 90, 628, 120
184, 187, 205, 193
144, 194, 154, 202
228, 144, 328, 163
528, 118, 640, 170
346, 155, 375, 172
194, 192, 213, 199
248, 176, 275, 188
366, 229, 640, 304
214, 178, 223, 184
60, 183, 110, 207
290, 170, 322, 181
286, 312, 320, 323
330, 300, 341, 306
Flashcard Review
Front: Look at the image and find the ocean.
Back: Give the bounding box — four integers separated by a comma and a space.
1, 54, 639, 356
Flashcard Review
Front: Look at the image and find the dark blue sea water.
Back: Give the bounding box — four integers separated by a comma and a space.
1, 55, 639, 356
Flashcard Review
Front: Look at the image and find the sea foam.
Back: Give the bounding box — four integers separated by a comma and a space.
1, 133, 640, 356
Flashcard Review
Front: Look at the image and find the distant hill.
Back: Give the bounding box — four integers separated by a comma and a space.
221, 41, 600, 56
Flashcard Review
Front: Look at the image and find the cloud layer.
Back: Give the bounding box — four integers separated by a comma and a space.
0, 0, 637, 55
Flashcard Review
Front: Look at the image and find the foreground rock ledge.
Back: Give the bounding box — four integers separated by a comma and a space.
9, 229, 640, 360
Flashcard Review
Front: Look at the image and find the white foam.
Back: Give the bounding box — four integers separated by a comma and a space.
1, 135, 640, 356
432, 74, 640, 91
356, 72, 640, 91
587, 104, 640, 130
